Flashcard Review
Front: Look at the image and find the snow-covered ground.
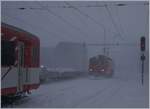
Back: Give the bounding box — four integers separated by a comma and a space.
13, 71, 149, 108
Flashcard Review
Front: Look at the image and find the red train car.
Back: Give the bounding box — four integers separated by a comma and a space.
1, 23, 40, 96
89, 55, 114, 77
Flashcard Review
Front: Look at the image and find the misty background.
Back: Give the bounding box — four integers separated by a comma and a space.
1, 1, 149, 79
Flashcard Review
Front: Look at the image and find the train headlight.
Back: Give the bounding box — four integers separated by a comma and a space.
40, 65, 44, 68
89, 69, 93, 72
101, 69, 105, 72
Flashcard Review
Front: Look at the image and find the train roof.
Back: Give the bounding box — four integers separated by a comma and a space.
90, 54, 112, 61
1, 22, 39, 41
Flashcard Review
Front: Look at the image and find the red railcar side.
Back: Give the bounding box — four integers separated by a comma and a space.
1, 23, 40, 96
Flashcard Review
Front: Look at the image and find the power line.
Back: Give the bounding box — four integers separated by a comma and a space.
3, 2, 149, 9
104, 4, 123, 40
36, 1, 89, 38
3, 13, 65, 40
29, 5, 74, 40
64, 1, 106, 32
64, 1, 107, 55
4, 4, 81, 40
114, 5, 127, 38
62, 3, 88, 27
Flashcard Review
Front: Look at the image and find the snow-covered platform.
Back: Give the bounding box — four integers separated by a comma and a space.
13, 73, 149, 108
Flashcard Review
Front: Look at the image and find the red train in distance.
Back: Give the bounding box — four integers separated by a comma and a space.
1, 23, 40, 96
89, 55, 114, 77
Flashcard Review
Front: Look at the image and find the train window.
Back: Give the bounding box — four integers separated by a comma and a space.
1, 40, 16, 66
90, 57, 98, 65
32, 47, 39, 65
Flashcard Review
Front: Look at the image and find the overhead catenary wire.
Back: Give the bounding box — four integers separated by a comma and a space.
104, 4, 124, 40
103, 4, 124, 56
114, 5, 127, 38
64, 1, 107, 55
64, 1, 106, 33
3, 2, 148, 48
4, 3, 82, 40
3, 2, 148, 40
3, 2, 149, 9
3, 13, 65, 41
3, 10, 140, 48
36, 1, 89, 39
29, 4, 75, 40
62, 3, 88, 27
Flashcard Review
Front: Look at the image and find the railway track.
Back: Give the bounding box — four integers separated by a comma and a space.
1, 93, 29, 108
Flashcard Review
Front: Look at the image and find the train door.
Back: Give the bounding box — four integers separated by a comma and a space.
17, 42, 25, 92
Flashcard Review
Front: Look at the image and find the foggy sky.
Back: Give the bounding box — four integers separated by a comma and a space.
1, 1, 149, 47
1, 1, 149, 73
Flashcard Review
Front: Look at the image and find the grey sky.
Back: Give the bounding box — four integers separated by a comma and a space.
1, 1, 149, 47
1, 1, 149, 79
1, 1, 149, 69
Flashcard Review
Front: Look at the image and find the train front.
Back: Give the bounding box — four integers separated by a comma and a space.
89, 55, 114, 77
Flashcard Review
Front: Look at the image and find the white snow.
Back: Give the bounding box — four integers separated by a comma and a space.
48, 67, 78, 73
13, 71, 148, 108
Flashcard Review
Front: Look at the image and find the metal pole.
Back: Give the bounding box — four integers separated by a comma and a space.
141, 58, 144, 85
140, 36, 146, 85
103, 25, 106, 56
141, 53, 145, 85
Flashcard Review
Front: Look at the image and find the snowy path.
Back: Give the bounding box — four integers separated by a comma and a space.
14, 75, 148, 108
